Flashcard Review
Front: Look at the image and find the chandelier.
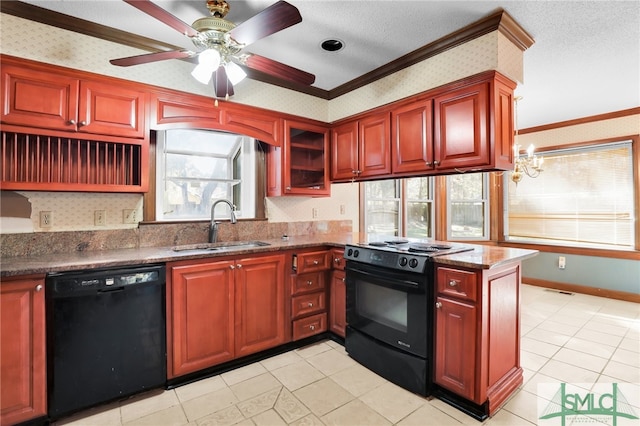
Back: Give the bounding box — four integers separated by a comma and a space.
511, 96, 543, 184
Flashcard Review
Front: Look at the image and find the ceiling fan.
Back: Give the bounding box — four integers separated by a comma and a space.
110, 0, 315, 99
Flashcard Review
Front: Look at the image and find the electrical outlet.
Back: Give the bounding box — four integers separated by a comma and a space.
39, 211, 53, 228
94, 210, 106, 226
312, 208, 318, 218
123, 209, 137, 224
558, 256, 566, 269
340, 205, 346, 215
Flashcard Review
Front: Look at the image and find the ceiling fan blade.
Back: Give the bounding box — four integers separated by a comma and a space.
110, 50, 194, 66
123, 0, 199, 38
243, 54, 315, 86
213, 66, 234, 98
229, 1, 302, 46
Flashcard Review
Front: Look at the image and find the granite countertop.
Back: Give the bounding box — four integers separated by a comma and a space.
0, 233, 538, 278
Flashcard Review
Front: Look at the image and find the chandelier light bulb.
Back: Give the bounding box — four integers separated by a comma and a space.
191, 49, 222, 85
226, 61, 247, 85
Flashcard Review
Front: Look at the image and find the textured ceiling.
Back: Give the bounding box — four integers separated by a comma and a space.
11, 0, 640, 128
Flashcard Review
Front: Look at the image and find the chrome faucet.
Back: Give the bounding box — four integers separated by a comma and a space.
209, 199, 237, 243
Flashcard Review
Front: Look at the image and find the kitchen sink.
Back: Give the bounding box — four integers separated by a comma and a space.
171, 241, 271, 252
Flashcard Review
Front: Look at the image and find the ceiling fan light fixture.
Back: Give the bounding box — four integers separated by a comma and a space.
226, 61, 247, 85
191, 63, 213, 84
191, 48, 222, 85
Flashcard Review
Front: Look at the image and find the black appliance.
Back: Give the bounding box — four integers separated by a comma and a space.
344, 240, 472, 396
46, 265, 167, 419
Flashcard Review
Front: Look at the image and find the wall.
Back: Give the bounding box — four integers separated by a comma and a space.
515, 111, 640, 295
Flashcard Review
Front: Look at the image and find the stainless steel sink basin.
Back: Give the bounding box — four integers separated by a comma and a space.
172, 241, 271, 252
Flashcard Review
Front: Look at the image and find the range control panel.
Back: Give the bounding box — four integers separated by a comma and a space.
344, 245, 429, 273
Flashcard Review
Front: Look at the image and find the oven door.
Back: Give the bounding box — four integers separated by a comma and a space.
346, 260, 431, 358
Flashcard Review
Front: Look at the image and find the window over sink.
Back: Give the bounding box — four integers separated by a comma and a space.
155, 129, 263, 221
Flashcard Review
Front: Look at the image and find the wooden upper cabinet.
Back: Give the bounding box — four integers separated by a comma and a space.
392, 100, 433, 174
2, 63, 146, 139
152, 92, 221, 129
331, 112, 391, 181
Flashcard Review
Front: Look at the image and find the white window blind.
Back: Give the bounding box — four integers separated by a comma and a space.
507, 141, 634, 248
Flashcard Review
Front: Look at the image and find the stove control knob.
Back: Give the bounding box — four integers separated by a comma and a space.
399, 257, 408, 267
347, 248, 353, 257
409, 258, 419, 268
353, 249, 360, 258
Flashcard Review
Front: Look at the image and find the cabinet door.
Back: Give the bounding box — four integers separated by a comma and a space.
78, 80, 147, 138
359, 112, 391, 178
0, 277, 46, 425
169, 261, 235, 378
234, 254, 288, 357
1, 64, 79, 131
434, 296, 477, 402
434, 82, 490, 170
392, 100, 433, 173
329, 270, 346, 337
283, 120, 330, 196
330, 120, 359, 181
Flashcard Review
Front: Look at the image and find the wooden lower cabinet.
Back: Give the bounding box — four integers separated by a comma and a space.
329, 270, 346, 337
434, 262, 523, 416
0, 275, 47, 425
167, 253, 287, 378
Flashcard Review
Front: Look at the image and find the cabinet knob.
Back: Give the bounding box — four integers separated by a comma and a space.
308, 302, 314, 307
306, 280, 313, 286
36, 284, 43, 292
229, 265, 235, 270
433, 160, 440, 166
435, 302, 442, 309
79, 120, 87, 127
237, 264, 242, 269
286, 186, 291, 191
449, 280, 458, 287
309, 325, 316, 331
68, 119, 76, 125
342, 278, 346, 282
425, 161, 432, 166
313, 260, 319, 265
334, 257, 341, 264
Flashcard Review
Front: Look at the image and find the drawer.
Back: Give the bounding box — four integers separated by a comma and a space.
332, 249, 345, 271
292, 292, 326, 319
437, 267, 478, 302
295, 250, 332, 273
291, 272, 325, 295
293, 313, 327, 340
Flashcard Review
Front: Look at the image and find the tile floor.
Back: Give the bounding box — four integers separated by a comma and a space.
55, 284, 640, 426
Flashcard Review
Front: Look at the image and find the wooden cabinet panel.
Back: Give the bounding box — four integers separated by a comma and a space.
234, 254, 287, 357
291, 272, 325, 295
329, 270, 346, 337
291, 292, 325, 319
434, 82, 490, 170
0, 276, 47, 425
282, 119, 330, 196
434, 296, 477, 401
359, 112, 391, 178
220, 105, 281, 146
331, 248, 345, 271
330, 121, 358, 181
295, 250, 332, 273
153, 93, 220, 129
392, 101, 433, 173
168, 260, 235, 378
292, 313, 327, 340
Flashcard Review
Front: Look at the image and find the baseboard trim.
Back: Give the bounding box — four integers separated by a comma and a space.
523, 277, 640, 303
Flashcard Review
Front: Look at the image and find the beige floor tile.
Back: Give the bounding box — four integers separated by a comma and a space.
306, 347, 357, 376
221, 363, 268, 387
260, 351, 304, 371
520, 337, 560, 358
484, 409, 534, 425
426, 399, 483, 425
610, 347, 639, 367
520, 349, 549, 372
230, 373, 281, 401
120, 390, 181, 424
563, 337, 616, 359
181, 387, 239, 423
522, 372, 562, 397
175, 376, 229, 403
321, 399, 391, 426
551, 348, 608, 373
236, 387, 280, 418
582, 319, 630, 337
271, 360, 325, 391
602, 360, 640, 382
329, 363, 386, 397
251, 409, 286, 425
626, 327, 640, 340
619, 337, 640, 353
295, 341, 333, 358
523, 328, 572, 346
195, 405, 245, 426
501, 389, 539, 425
358, 381, 426, 424
536, 320, 581, 337
395, 402, 462, 425
54, 402, 122, 425
596, 376, 640, 409
124, 404, 188, 426
293, 377, 354, 417
289, 413, 325, 426
274, 387, 310, 423
325, 340, 343, 349
539, 360, 600, 384
573, 328, 624, 347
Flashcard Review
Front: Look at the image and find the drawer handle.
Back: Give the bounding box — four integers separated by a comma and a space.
309, 325, 315, 331
449, 280, 458, 287
68, 119, 76, 125
342, 278, 346, 282
237, 264, 242, 269
306, 280, 313, 286
334, 258, 341, 264
307, 302, 313, 307
229, 265, 235, 270
36, 284, 43, 292
313, 260, 319, 265
435, 302, 442, 309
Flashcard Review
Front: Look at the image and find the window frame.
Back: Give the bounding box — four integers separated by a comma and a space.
445, 173, 490, 241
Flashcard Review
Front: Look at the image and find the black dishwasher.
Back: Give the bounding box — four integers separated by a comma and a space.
46, 265, 166, 419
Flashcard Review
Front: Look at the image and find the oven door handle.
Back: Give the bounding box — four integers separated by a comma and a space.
347, 267, 423, 291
